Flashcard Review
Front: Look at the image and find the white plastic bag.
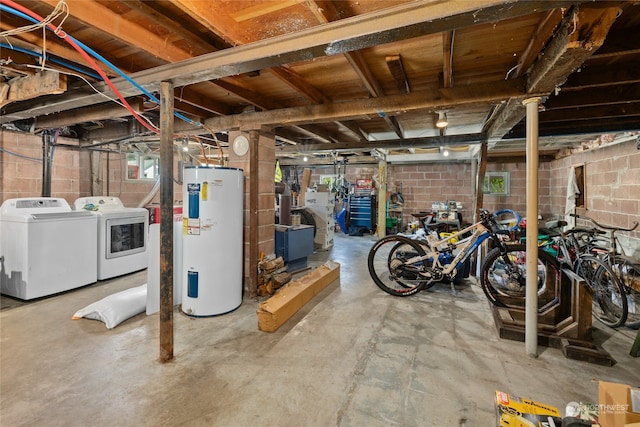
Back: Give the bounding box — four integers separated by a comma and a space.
72, 284, 147, 329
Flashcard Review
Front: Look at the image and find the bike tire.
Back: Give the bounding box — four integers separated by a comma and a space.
368, 235, 430, 297
480, 243, 561, 309
577, 255, 628, 328
610, 259, 640, 326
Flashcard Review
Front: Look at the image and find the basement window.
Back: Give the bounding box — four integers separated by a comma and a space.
126, 153, 159, 180
574, 164, 585, 208
483, 172, 510, 196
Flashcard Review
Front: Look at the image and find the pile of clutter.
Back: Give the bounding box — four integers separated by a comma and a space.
495, 381, 639, 426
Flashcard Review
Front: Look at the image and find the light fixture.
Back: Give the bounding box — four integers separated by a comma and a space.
303, 156, 308, 162
441, 146, 449, 157
436, 111, 448, 128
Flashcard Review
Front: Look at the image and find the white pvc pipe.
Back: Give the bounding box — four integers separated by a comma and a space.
523, 97, 541, 358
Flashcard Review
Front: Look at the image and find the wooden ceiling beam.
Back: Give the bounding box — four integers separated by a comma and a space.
336, 121, 369, 142
153, 0, 236, 46
561, 63, 640, 91
485, 4, 620, 140
588, 25, 640, 58
545, 84, 640, 109
121, 1, 227, 52
34, 99, 143, 129
39, 0, 193, 63
539, 102, 640, 122
386, 55, 411, 94
174, 86, 233, 116
0, 31, 114, 77
172, 0, 336, 145
526, 6, 620, 94
1, 0, 573, 123
442, 32, 454, 88
508, 116, 640, 138
309, 1, 402, 138
203, 79, 525, 132
278, 133, 484, 153
209, 79, 333, 143
268, 67, 329, 104
305, 1, 382, 140
513, 9, 564, 78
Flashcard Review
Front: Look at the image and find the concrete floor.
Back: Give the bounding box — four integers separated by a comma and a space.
1, 232, 639, 426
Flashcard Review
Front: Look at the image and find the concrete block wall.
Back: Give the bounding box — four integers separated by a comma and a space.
308, 162, 547, 226
0, 130, 81, 203
547, 139, 640, 255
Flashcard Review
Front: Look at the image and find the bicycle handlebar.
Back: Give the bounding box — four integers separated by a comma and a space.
569, 213, 639, 232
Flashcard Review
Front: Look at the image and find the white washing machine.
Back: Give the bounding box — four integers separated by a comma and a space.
0, 197, 98, 300
74, 197, 149, 280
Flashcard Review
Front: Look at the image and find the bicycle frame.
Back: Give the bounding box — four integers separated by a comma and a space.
407, 220, 495, 276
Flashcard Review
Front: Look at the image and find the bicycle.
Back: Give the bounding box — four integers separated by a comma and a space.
367, 209, 562, 311
537, 219, 629, 328
570, 213, 640, 327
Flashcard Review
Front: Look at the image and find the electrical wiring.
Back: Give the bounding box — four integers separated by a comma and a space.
0, 0, 158, 133
2, 0, 216, 139
0, 147, 42, 162
0, 0, 67, 38
0, 0, 69, 72
1, 43, 102, 79
2, 0, 201, 130
23, 64, 160, 132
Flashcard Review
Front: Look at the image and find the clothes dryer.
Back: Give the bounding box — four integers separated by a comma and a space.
74, 197, 149, 280
0, 197, 97, 299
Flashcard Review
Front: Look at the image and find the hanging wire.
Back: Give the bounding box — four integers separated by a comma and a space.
1, 0, 158, 133
1, 0, 223, 144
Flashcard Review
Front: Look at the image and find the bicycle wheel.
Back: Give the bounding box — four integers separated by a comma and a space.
368, 235, 431, 296
576, 255, 627, 328
611, 259, 640, 326
480, 243, 561, 309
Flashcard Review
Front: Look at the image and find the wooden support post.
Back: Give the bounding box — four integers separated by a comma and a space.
475, 141, 487, 220
248, 130, 260, 298
159, 81, 174, 363
377, 158, 387, 238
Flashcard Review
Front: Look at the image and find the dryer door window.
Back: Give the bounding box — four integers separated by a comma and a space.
106, 217, 146, 259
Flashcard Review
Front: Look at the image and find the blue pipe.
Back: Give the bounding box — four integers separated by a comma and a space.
0, 42, 102, 79
1, 4, 202, 128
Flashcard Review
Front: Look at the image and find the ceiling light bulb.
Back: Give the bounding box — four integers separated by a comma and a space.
436, 111, 448, 128
182, 146, 189, 152
441, 146, 449, 156
303, 156, 308, 162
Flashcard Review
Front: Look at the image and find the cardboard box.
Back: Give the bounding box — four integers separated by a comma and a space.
305, 192, 334, 207
495, 391, 562, 427
257, 260, 340, 332
598, 381, 640, 427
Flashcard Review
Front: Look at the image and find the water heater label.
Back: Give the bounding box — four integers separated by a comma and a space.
186, 218, 201, 235
187, 271, 198, 298
201, 181, 208, 201
187, 183, 200, 218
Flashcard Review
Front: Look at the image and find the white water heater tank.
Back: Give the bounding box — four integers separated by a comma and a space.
181, 166, 244, 316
